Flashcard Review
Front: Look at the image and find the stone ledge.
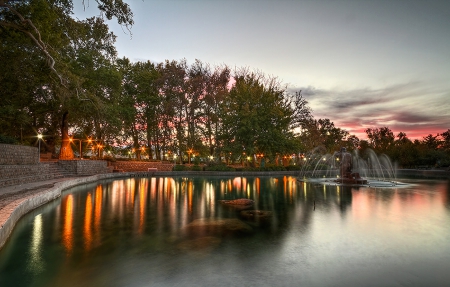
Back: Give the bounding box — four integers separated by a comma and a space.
0, 173, 124, 250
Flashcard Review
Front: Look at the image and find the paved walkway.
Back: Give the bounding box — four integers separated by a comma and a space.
0, 178, 76, 229
0, 177, 74, 198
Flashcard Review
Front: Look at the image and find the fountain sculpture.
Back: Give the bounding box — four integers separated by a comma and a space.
298, 147, 398, 187
335, 147, 367, 184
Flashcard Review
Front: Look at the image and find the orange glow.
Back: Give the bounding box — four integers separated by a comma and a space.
94, 185, 103, 239
187, 180, 193, 214
233, 177, 242, 190
62, 194, 73, 253
139, 181, 146, 234
84, 193, 92, 251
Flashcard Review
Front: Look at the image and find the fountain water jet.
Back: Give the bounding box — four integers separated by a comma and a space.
298, 147, 399, 187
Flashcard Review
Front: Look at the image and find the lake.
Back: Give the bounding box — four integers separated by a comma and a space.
0, 176, 449, 287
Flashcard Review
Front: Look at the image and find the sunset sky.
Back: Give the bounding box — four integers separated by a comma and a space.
74, 0, 449, 140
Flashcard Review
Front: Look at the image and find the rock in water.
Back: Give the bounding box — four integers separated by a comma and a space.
240, 210, 273, 221
184, 218, 253, 237
219, 198, 254, 209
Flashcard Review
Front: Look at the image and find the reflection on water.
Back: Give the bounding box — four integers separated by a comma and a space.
62, 195, 73, 254
0, 176, 449, 287
28, 214, 43, 274
84, 193, 92, 251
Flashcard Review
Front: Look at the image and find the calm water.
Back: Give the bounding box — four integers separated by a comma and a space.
0, 176, 449, 287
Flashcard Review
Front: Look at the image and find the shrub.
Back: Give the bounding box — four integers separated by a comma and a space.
204, 162, 235, 171
0, 135, 18, 144
286, 165, 302, 171
173, 164, 188, 171
191, 165, 202, 171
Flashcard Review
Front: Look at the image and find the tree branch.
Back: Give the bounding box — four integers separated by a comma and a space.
0, 1, 66, 86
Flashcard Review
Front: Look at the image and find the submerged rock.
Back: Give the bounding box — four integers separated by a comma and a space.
184, 218, 253, 237
219, 198, 254, 210
219, 198, 254, 206
240, 210, 273, 221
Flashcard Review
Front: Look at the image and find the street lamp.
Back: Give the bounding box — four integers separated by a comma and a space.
37, 134, 43, 162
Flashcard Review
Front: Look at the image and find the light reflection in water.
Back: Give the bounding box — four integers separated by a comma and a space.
28, 213, 43, 274
94, 185, 102, 243
62, 194, 73, 253
138, 178, 147, 234
84, 193, 92, 251
1, 177, 450, 287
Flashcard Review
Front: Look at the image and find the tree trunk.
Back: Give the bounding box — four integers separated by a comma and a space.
59, 111, 74, 160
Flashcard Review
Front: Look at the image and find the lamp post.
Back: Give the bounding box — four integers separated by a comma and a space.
37, 134, 43, 162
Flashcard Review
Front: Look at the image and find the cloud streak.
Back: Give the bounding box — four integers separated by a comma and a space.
294, 81, 450, 140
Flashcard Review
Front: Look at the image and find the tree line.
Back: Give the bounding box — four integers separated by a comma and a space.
1, 0, 449, 168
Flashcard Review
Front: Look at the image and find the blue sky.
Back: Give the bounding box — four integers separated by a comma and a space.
74, 0, 450, 139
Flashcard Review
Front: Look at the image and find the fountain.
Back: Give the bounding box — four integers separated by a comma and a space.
335, 147, 367, 184
298, 147, 399, 187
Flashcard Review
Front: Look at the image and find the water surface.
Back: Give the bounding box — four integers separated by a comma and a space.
0, 176, 449, 287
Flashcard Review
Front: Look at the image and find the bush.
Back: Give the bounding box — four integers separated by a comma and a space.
191, 165, 202, 171
0, 135, 18, 144
286, 165, 302, 171
204, 162, 235, 171
173, 164, 188, 171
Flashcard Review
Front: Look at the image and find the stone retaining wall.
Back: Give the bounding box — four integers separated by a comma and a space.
112, 161, 174, 172
58, 160, 108, 175
0, 164, 54, 187
0, 144, 38, 165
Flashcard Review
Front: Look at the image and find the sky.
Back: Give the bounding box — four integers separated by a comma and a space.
74, 0, 450, 140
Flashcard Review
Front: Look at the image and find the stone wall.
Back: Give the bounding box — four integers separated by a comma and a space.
0, 144, 38, 165
0, 144, 56, 187
0, 164, 54, 187
58, 160, 108, 175
112, 161, 174, 172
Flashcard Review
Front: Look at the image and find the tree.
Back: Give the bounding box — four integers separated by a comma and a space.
0, 0, 133, 86
440, 129, 450, 151
365, 127, 395, 153
391, 132, 415, 167
220, 70, 298, 164
298, 118, 349, 153
1, 0, 124, 156
422, 134, 440, 150
199, 64, 230, 157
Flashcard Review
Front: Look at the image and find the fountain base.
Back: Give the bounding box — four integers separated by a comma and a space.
335, 172, 368, 185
